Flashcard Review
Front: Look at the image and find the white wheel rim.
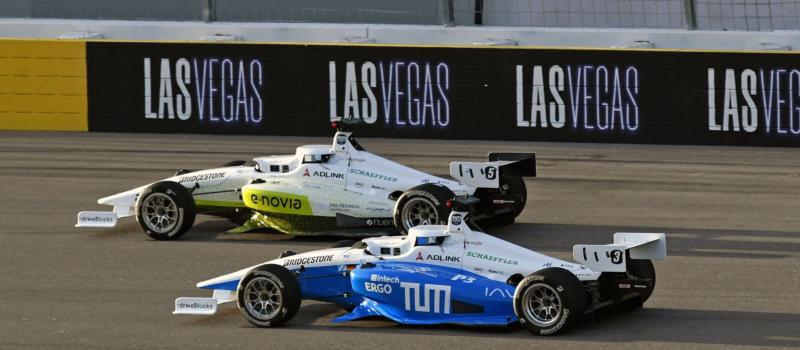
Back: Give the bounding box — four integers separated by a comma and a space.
141, 193, 179, 235
401, 197, 439, 229
522, 283, 562, 327
244, 277, 283, 320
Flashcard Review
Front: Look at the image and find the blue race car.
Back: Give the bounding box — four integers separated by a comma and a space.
173, 198, 667, 335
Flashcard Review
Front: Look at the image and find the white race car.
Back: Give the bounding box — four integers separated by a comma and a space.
173, 197, 667, 335
77, 121, 536, 240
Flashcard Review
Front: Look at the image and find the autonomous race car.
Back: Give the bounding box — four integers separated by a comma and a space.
76, 121, 536, 240
173, 198, 667, 335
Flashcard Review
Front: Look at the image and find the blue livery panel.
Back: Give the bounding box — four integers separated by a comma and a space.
337, 262, 518, 325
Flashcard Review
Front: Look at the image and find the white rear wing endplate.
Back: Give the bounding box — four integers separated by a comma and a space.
449, 161, 509, 188
573, 233, 666, 273
450, 153, 536, 188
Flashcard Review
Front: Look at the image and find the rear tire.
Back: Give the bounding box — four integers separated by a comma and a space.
237, 264, 301, 328
626, 258, 656, 304
480, 175, 527, 226
135, 181, 196, 240
393, 184, 454, 235
515, 268, 587, 336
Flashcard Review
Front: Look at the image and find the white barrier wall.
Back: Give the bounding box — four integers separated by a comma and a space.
0, 18, 798, 51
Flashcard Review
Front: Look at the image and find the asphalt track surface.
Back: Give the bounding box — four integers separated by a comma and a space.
1, 132, 799, 350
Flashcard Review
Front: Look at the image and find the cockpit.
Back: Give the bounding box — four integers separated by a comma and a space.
253, 145, 333, 173
361, 225, 452, 258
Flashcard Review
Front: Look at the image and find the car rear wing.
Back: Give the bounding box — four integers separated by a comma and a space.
572, 233, 667, 273
449, 153, 536, 188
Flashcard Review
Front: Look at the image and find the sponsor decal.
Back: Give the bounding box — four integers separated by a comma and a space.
243, 189, 313, 215
365, 282, 393, 294
176, 301, 214, 310
178, 171, 226, 184
365, 218, 393, 226
328, 60, 450, 128
370, 274, 400, 283
515, 64, 640, 132
619, 283, 631, 289
450, 214, 462, 226
349, 168, 398, 182
542, 262, 552, 268
330, 203, 360, 210
400, 282, 451, 314
540, 309, 570, 335
304, 169, 345, 179
464, 240, 483, 246
79, 215, 115, 223
314, 171, 345, 179
397, 265, 436, 277
415, 252, 460, 263
142, 57, 264, 124
426, 254, 461, 263
365, 207, 391, 214
420, 178, 445, 184
451, 274, 475, 283
484, 287, 514, 298
466, 251, 519, 265
283, 254, 334, 266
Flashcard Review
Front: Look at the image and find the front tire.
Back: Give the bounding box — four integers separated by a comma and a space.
393, 184, 454, 235
237, 264, 301, 328
135, 181, 196, 240
515, 268, 587, 336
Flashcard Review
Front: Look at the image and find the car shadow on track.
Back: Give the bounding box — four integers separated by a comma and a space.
173, 219, 800, 260
193, 302, 800, 347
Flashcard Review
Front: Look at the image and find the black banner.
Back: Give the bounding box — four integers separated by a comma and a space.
87, 42, 800, 147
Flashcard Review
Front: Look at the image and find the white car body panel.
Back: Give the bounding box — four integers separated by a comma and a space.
175, 210, 666, 315
77, 130, 519, 232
